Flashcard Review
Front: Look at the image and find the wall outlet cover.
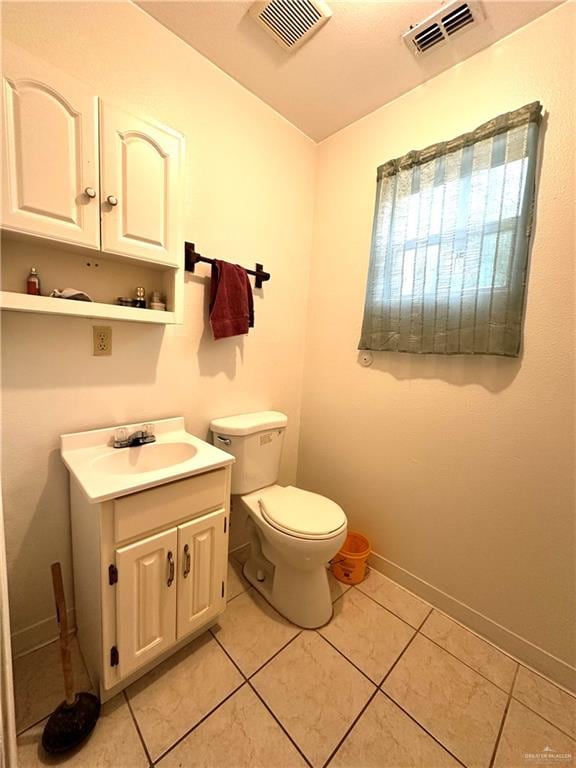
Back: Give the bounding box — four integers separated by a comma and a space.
93, 326, 112, 356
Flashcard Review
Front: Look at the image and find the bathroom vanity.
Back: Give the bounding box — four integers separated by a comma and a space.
61, 418, 234, 701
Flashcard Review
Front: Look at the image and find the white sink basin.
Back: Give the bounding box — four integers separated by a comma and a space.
61, 417, 235, 502
93, 442, 198, 475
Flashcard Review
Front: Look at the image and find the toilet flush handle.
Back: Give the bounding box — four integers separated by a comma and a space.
216, 436, 231, 446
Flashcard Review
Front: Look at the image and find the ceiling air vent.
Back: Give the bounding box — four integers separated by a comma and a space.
250, 0, 332, 52
403, 1, 483, 56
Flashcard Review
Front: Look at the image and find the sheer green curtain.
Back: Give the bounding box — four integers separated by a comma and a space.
358, 102, 542, 356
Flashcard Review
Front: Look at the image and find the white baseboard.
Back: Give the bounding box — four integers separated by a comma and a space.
10, 607, 76, 659
370, 551, 576, 694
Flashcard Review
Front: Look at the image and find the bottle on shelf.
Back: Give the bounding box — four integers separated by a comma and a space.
26, 267, 41, 296
134, 286, 146, 308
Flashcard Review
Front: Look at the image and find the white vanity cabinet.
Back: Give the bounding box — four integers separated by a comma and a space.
70, 466, 230, 700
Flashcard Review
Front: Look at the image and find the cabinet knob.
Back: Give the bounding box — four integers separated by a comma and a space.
167, 551, 175, 587
84, 186, 97, 199
183, 544, 191, 578
106, 195, 118, 207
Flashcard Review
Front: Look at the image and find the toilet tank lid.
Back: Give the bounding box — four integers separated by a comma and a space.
210, 411, 288, 436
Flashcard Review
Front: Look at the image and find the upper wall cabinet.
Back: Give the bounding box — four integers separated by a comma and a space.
1, 43, 184, 269
1, 45, 100, 248
100, 104, 183, 267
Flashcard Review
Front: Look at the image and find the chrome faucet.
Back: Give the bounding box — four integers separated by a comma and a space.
113, 424, 156, 449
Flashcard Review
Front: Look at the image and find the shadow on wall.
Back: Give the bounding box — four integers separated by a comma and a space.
7, 448, 71, 638
362, 351, 521, 393
191, 272, 254, 380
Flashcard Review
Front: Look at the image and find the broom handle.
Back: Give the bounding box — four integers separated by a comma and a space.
51, 562, 75, 706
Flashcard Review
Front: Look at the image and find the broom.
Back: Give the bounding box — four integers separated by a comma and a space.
41, 562, 101, 753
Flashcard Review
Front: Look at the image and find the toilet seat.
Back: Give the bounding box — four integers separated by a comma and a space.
257, 485, 346, 540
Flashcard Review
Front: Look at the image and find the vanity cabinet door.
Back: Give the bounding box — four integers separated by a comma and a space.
115, 528, 177, 679
1, 43, 100, 247
99, 102, 183, 267
177, 508, 227, 640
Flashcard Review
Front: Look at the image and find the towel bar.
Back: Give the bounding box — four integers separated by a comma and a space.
184, 242, 270, 289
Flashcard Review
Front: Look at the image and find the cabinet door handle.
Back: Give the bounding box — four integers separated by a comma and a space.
106, 194, 118, 207
167, 551, 175, 587
183, 544, 191, 578
84, 186, 97, 199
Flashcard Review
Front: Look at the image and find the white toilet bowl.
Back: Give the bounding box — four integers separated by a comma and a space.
210, 411, 348, 628
240, 484, 347, 628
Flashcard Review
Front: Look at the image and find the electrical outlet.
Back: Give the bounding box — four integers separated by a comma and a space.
93, 326, 112, 356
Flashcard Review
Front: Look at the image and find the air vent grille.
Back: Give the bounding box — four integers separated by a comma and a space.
413, 23, 444, 53
251, 0, 332, 52
442, 3, 474, 35
260, 0, 321, 47
403, 1, 483, 57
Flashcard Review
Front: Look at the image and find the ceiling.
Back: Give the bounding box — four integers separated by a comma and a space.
137, 0, 561, 142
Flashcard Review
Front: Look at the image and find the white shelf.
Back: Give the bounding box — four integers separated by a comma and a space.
0, 291, 177, 324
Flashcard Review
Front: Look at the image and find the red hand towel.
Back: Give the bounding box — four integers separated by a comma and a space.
209, 260, 254, 340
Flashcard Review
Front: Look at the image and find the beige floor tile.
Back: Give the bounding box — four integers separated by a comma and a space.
319, 588, 415, 682
17, 694, 147, 768
159, 684, 307, 768
126, 632, 243, 760
513, 667, 576, 739
493, 699, 576, 768
331, 691, 462, 768
252, 631, 375, 767
422, 610, 517, 691
227, 557, 249, 601
356, 570, 431, 628
13, 636, 92, 734
211, 588, 299, 676
383, 633, 508, 768
328, 569, 352, 602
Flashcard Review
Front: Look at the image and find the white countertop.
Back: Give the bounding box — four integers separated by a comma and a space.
61, 417, 235, 503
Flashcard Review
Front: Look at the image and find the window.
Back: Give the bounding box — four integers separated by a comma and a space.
358, 102, 542, 356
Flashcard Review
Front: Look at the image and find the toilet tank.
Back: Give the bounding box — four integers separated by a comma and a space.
210, 411, 288, 494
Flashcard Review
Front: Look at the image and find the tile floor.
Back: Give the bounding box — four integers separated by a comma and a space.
14, 551, 576, 768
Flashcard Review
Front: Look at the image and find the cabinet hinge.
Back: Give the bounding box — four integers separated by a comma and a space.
221, 580, 225, 598
108, 564, 118, 585
224, 517, 227, 534
110, 646, 119, 667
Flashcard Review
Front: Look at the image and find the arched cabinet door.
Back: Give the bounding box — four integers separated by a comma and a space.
1, 43, 100, 248
100, 103, 184, 267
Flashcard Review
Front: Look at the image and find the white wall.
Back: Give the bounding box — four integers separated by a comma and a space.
298, 4, 575, 689
1, 1, 316, 653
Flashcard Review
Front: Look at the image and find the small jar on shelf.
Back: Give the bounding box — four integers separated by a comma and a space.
149, 290, 166, 311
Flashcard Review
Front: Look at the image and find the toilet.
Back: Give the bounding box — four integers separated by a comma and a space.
210, 411, 347, 628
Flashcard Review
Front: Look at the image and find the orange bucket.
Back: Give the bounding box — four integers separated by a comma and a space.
331, 532, 371, 585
